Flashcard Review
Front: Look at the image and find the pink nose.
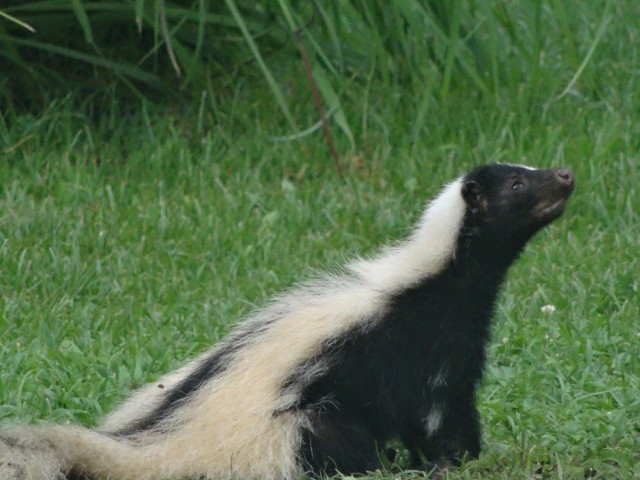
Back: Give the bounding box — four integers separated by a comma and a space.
556, 168, 574, 186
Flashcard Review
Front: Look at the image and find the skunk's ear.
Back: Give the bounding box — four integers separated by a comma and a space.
462, 180, 488, 214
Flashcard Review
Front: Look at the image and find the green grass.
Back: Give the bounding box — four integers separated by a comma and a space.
1, 1, 640, 479
1, 101, 638, 479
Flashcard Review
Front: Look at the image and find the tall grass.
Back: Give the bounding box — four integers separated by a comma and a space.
0, 1, 612, 130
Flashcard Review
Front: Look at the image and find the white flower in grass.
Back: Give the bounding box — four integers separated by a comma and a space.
541, 304, 556, 314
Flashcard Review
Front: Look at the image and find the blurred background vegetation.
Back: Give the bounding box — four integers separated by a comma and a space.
0, 0, 619, 130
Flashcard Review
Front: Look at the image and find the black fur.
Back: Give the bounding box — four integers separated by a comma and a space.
294, 164, 575, 476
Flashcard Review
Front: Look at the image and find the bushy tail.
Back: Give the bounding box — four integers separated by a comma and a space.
0, 425, 148, 480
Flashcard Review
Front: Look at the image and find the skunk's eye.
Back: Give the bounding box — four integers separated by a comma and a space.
512, 180, 524, 190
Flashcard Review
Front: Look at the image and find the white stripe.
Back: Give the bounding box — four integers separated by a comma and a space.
349, 178, 466, 291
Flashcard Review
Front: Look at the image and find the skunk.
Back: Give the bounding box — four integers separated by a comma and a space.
0, 163, 575, 480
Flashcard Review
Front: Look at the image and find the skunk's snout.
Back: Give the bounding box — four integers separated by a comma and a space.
555, 168, 575, 191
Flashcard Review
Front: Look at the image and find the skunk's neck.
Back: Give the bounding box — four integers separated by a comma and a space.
410, 235, 522, 345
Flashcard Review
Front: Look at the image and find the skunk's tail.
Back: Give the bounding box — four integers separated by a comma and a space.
0, 411, 303, 480
0, 425, 156, 480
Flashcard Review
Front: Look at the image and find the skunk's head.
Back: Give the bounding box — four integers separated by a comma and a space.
461, 164, 575, 246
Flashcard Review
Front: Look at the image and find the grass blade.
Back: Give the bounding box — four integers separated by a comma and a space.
0, 34, 163, 85
555, 0, 612, 100
70, 0, 94, 44
225, 0, 297, 130
0, 10, 36, 32
158, 0, 181, 77
312, 65, 354, 149
440, 1, 462, 101
134, 0, 144, 33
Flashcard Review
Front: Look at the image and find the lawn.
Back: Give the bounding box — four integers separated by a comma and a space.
1, 2, 639, 479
